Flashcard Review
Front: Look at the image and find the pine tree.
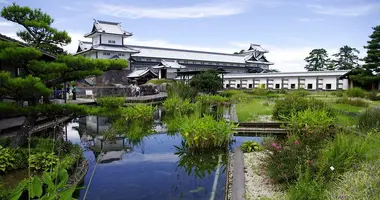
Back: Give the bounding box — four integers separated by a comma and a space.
363, 26, 380, 76
332, 45, 360, 70
350, 26, 380, 89
1, 3, 71, 54
0, 4, 129, 147
304, 48, 330, 71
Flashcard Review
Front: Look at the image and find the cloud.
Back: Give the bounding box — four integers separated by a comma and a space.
96, 0, 249, 19
61, 6, 83, 11
296, 18, 324, 22
63, 31, 90, 53
0, 20, 23, 40
308, 4, 380, 16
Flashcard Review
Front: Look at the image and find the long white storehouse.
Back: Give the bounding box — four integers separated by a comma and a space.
223, 70, 351, 90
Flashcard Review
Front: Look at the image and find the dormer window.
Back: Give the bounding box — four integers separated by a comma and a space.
108, 40, 116, 44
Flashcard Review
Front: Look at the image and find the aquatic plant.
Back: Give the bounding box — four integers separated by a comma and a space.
96, 97, 125, 108
174, 141, 227, 178
179, 115, 237, 150
241, 141, 263, 153
163, 96, 194, 117
167, 81, 198, 100
0, 145, 15, 173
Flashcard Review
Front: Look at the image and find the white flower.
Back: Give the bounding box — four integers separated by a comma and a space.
330, 166, 335, 171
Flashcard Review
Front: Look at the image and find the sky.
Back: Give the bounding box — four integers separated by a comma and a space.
0, 0, 379, 72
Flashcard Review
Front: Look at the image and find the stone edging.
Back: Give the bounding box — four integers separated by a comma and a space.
231, 147, 245, 200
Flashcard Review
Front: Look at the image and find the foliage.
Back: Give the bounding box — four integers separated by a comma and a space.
366, 91, 380, 101
286, 166, 326, 200
331, 45, 360, 70
363, 26, 380, 77
167, 81, 198, 101
175, 141, 227, 178
316, 132, 378, 181
264, 109, 335, 184
304, 48, 330, 71
344, 87, 367, 98
251, 88, 268, 96
332, 91, 344, 97
189, 70, 222, 94
97, 97, 125, 107
9, 168, 77, 200
327, 161, 380, 200
146, 78, 175, 84
0, 145, 15, 173
272, 94, 334, 121
358, 107, 380, 131
163, 96, 194, 117
59, 143, 83, 171
179, 115, 237, 150
289, 89, 309, 97
241, 141, 263, 153
335, 97, 369, 107
28, 152, 59, 171
196, 94, 230, 106
1, 3, 71, 54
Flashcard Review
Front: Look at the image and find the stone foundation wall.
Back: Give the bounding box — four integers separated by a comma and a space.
77, 83, 168, 97
95, 70, 132, 86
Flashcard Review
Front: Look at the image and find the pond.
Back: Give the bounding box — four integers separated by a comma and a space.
64, 115, 263, 200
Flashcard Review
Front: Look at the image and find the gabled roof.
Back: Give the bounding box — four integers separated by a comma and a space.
247, 44, 268, 53
76, 41, 92, 53
75, 44, 140, 55
127, 68, 157, 78
129, 45, 273, 65
152, 60, 186, 69
85, 19, 132, 37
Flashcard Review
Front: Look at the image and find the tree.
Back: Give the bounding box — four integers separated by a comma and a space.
304, 48, 330, 71
0, 41, 129, 147
332, 45, 360, 70
190, 70, 222, 94
363, 26, 380, 76
233, 49, 244, 54
349, 26, 380, 89
1, 3, 71, 54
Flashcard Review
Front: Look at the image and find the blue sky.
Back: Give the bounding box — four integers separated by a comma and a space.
1, 0, 379, 71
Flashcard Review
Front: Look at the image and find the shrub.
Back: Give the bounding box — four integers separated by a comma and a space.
272, 94, 334, 121
0, 145, 15, 173
146, 78, 174, 85
179, 115, 237, 150
366, 91, 380, 101
290, 89, 309, 97
163, 96, 194, 116
251, 88, 268, 96
358, 107, 380, 131
9, 148, 28, 170
28, 152, 59, 171
264, 109, 335, 184
345, 87, 367, 98
189, 70, 222, 94
241, 141, 263, 153
335, 97, 369, 107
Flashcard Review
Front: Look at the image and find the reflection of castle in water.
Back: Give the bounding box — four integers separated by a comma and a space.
79, 116, 131, 164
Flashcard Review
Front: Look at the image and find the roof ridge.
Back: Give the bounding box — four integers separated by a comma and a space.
128, 45, 246, 57
95, 19, 120, 25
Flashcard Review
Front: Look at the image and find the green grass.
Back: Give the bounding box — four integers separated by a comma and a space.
236, 99, 274, 122
336, 114, 357, 126
328, 103, 364, 113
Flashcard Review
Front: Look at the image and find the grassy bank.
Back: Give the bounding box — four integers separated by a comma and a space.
235, 99, 274, 122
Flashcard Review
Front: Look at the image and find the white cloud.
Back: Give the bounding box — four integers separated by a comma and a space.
308, 4, 380, 16
63, 31, 90, 53
296, 18, 324, 22
0, 20, 23, 41
96, 0, 249, 19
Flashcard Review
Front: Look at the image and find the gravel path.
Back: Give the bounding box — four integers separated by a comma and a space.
227, 153, 233, 200
244, 152, 284, 200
